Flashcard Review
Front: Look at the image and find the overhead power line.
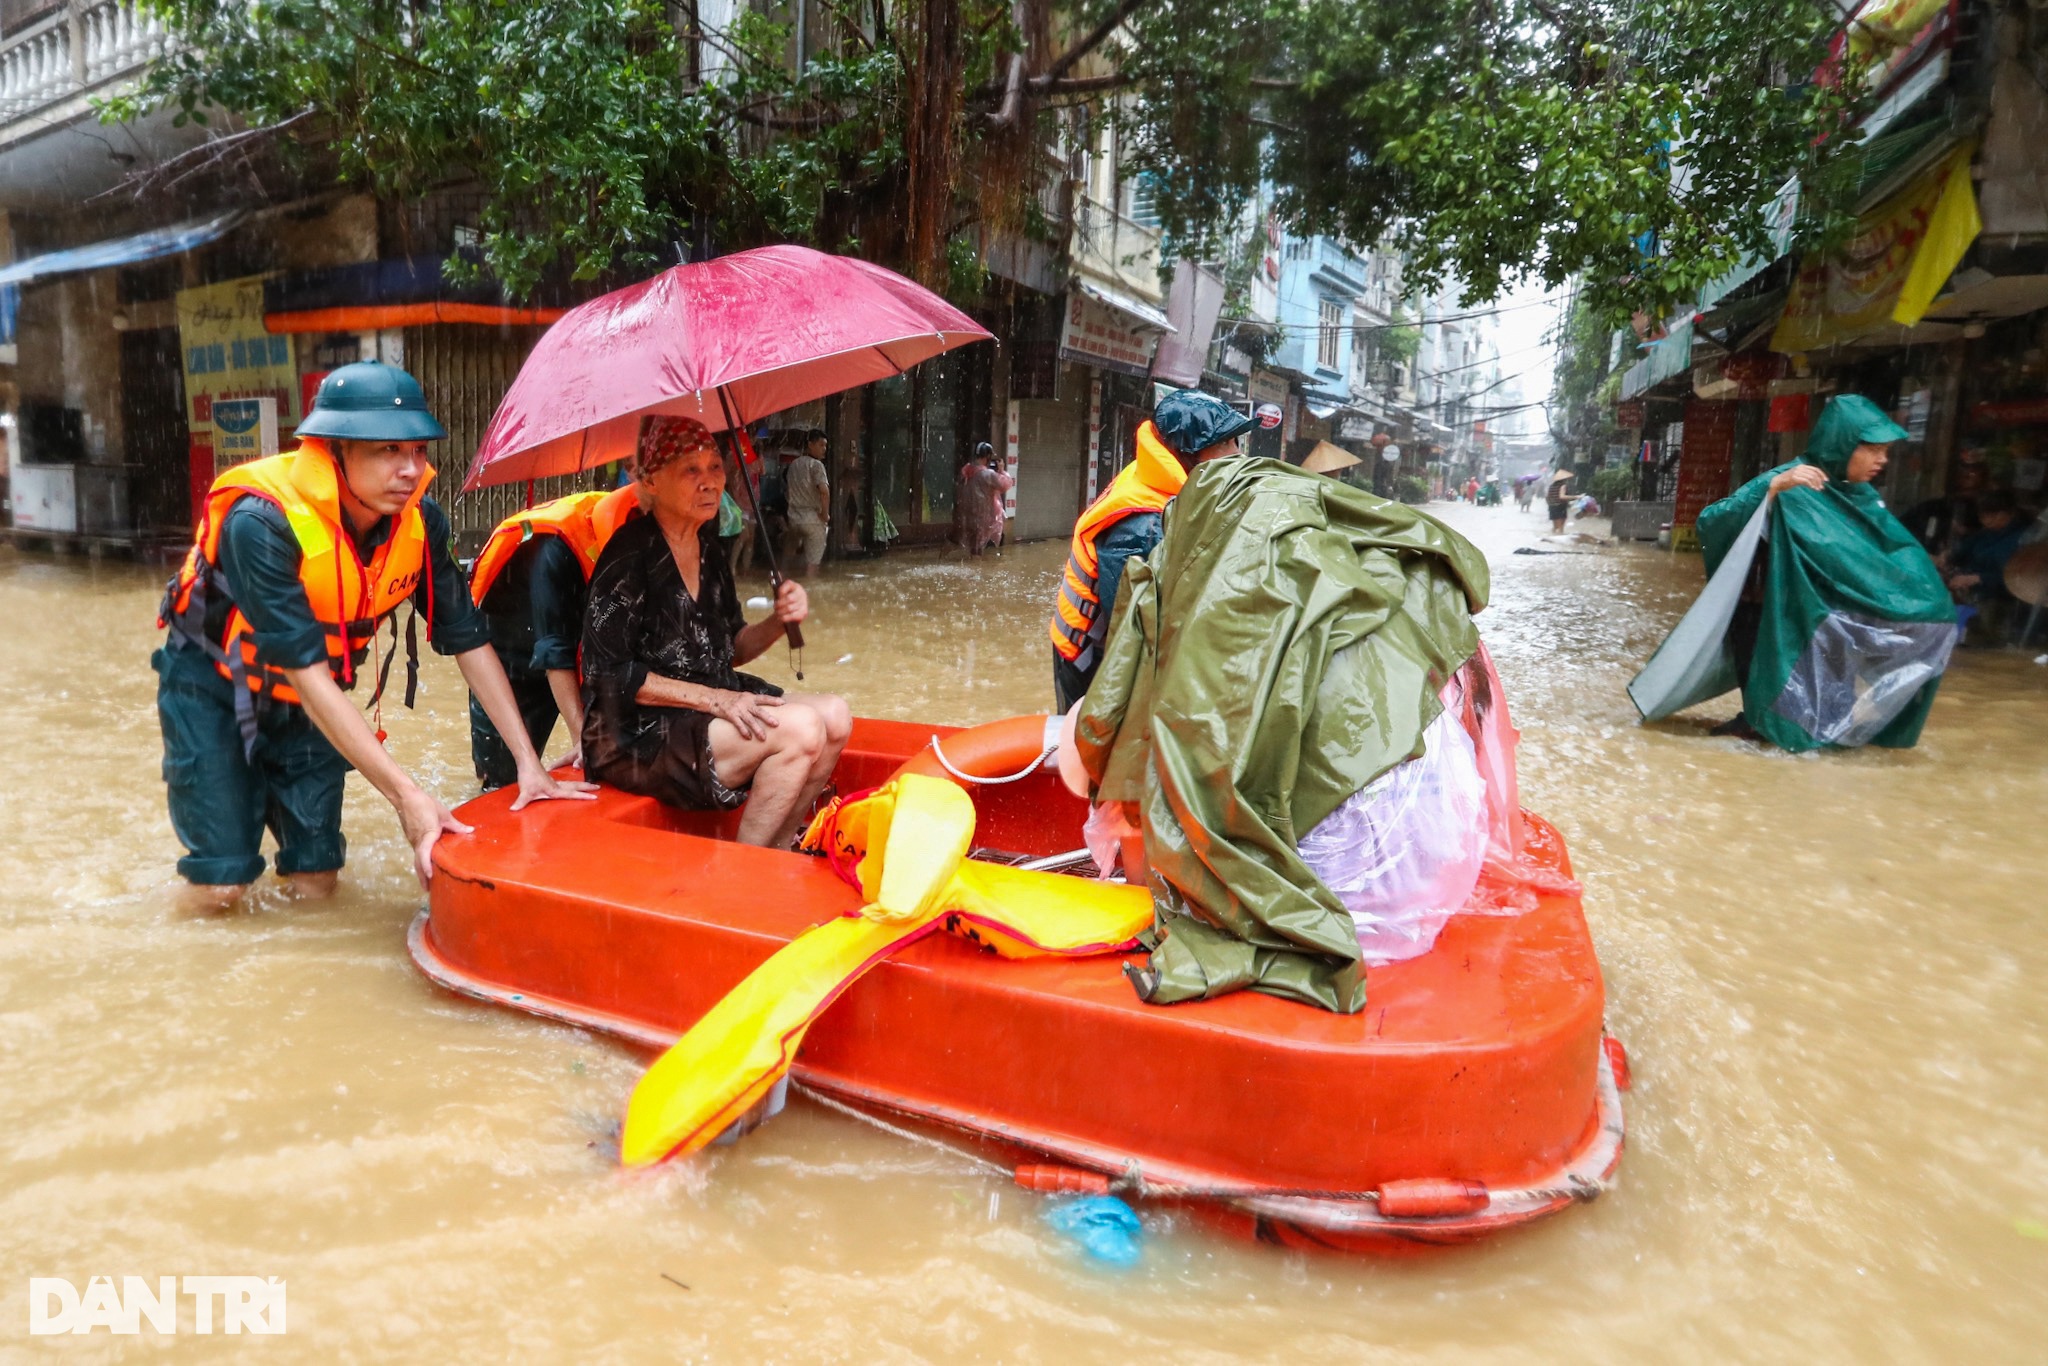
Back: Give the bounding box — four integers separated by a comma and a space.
1220, 289, 1568, 337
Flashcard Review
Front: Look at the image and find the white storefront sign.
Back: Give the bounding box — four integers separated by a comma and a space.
1247, 370, 1288, 407
211, 397, 280, 467
1086, 374, 1103, 501
1003, 399, 1020, 518
1057, 291, 1160, 378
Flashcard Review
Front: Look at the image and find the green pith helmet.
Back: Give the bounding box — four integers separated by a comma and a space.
295, 361, 447, 442
1151, 388, 1257, 461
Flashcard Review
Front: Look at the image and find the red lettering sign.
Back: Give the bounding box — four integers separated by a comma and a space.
1969, 398, 2048, 428
1673, 399, 1737, 528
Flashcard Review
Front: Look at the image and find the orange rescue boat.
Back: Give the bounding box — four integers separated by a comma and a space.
412, 715, 1626, 1251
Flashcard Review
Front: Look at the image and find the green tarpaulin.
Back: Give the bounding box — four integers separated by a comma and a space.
1074, 459, 1489, 1014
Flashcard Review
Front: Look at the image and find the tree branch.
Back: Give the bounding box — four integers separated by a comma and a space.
1038, 71, 1135, 96
94, 107, 318, 201
1036, 0, 1155, 87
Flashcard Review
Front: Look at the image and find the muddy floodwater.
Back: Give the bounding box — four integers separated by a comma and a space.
3, 501, 2045, 1360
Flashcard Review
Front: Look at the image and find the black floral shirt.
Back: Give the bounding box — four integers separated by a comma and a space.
579, 515, 780, 804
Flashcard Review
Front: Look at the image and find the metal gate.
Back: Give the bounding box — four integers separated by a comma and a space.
405, 324, 605, 555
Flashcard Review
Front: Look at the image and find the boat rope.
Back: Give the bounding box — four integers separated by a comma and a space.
923, 715, 1062, 785
793, 1084, 1607, 1209
791, 1082, 1010, 1178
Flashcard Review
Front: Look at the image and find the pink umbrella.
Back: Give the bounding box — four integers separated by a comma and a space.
461, 245, 993, 491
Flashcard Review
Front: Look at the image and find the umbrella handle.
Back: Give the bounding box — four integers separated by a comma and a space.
718, 395, 806, 675
769, 569, 807, 652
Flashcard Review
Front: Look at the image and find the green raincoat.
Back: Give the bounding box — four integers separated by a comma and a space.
1074, 459, 1489, 1014
1638, 394, 1954, 750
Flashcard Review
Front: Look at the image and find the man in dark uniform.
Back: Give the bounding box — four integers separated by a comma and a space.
156, 361, 593, 912
466, 485, 641, 789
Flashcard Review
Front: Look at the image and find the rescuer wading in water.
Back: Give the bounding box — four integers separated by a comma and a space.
466, 483, 645, 788
156, 362, 595, 912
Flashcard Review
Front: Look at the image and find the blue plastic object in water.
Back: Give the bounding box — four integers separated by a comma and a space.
1043, 1195, 1143, 1267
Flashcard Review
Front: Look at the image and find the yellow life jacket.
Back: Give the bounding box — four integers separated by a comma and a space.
161, 442, 433, 749
619, 774, 1153, 1167
468, 485, 641, 608
1049, 420, 1186, 667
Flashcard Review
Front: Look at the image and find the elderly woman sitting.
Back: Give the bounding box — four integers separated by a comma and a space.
581, 416, 852, 847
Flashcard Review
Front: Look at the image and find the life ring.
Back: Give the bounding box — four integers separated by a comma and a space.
891, 714, 1062, 787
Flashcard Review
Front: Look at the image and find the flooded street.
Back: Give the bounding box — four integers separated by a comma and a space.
3, 500, 2045, 1361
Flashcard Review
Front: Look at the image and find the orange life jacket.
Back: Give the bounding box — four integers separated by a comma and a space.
161, 442, 434, 747
468, 485, 640, 608
1049, 420, 1186, 667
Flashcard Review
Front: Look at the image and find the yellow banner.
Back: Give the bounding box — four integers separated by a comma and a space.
176, 276, 300, 474
1770, 143, 1979, 353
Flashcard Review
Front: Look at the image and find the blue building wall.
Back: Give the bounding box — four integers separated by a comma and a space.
1272, 235, 1368, 407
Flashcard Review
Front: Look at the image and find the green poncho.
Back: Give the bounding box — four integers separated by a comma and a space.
1632, 394, 1954, 750
1074, 459, 1489, 1014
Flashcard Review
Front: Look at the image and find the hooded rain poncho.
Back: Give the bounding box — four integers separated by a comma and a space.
1631, 394, 1954, 750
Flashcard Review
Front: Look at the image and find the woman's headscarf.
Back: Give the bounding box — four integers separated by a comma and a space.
633, 415, 719, 480
1804, 394, 1907, 480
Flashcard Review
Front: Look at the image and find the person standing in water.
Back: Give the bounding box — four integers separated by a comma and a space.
956, 442, 1013, 557
1690, 393, 1954, 749
465, 482, 644, 790
783, 427, 832, 576
155, 362, 594, 911
1545, 468, 1574, 533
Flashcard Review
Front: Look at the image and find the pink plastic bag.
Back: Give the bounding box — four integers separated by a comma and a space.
1298, 700, 1489, 964
1455, 641, 1581, 913
1298, 642, 1582, 964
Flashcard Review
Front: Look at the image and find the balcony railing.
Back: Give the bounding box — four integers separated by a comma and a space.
0, 0, 167, 129
1071, 192, 1162, 300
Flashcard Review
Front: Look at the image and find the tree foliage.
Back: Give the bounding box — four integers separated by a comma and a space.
110, 0, 1015, 295
1378, 306, 1421, 367
112, 0, 1875, 314
1549, 291, 1622, 462
1111, 0, 1871, 320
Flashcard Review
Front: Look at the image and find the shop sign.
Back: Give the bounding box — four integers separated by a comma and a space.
1003, 399, 1020, 517
1720, 351, 1786, 401
1614, 399, 1647, 429
212, 398, 279, 465
1969, 397, 2048, 428
1901, 388, 1931, 441
178, 276, 301, 476
1767, 393, 1812, 433
1672, 400, 1736, 527
1086, 375, 1104, 502
1338, 415, 1373, 441
1058, 290, 1160, 378
1247, 369, 1288, 407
